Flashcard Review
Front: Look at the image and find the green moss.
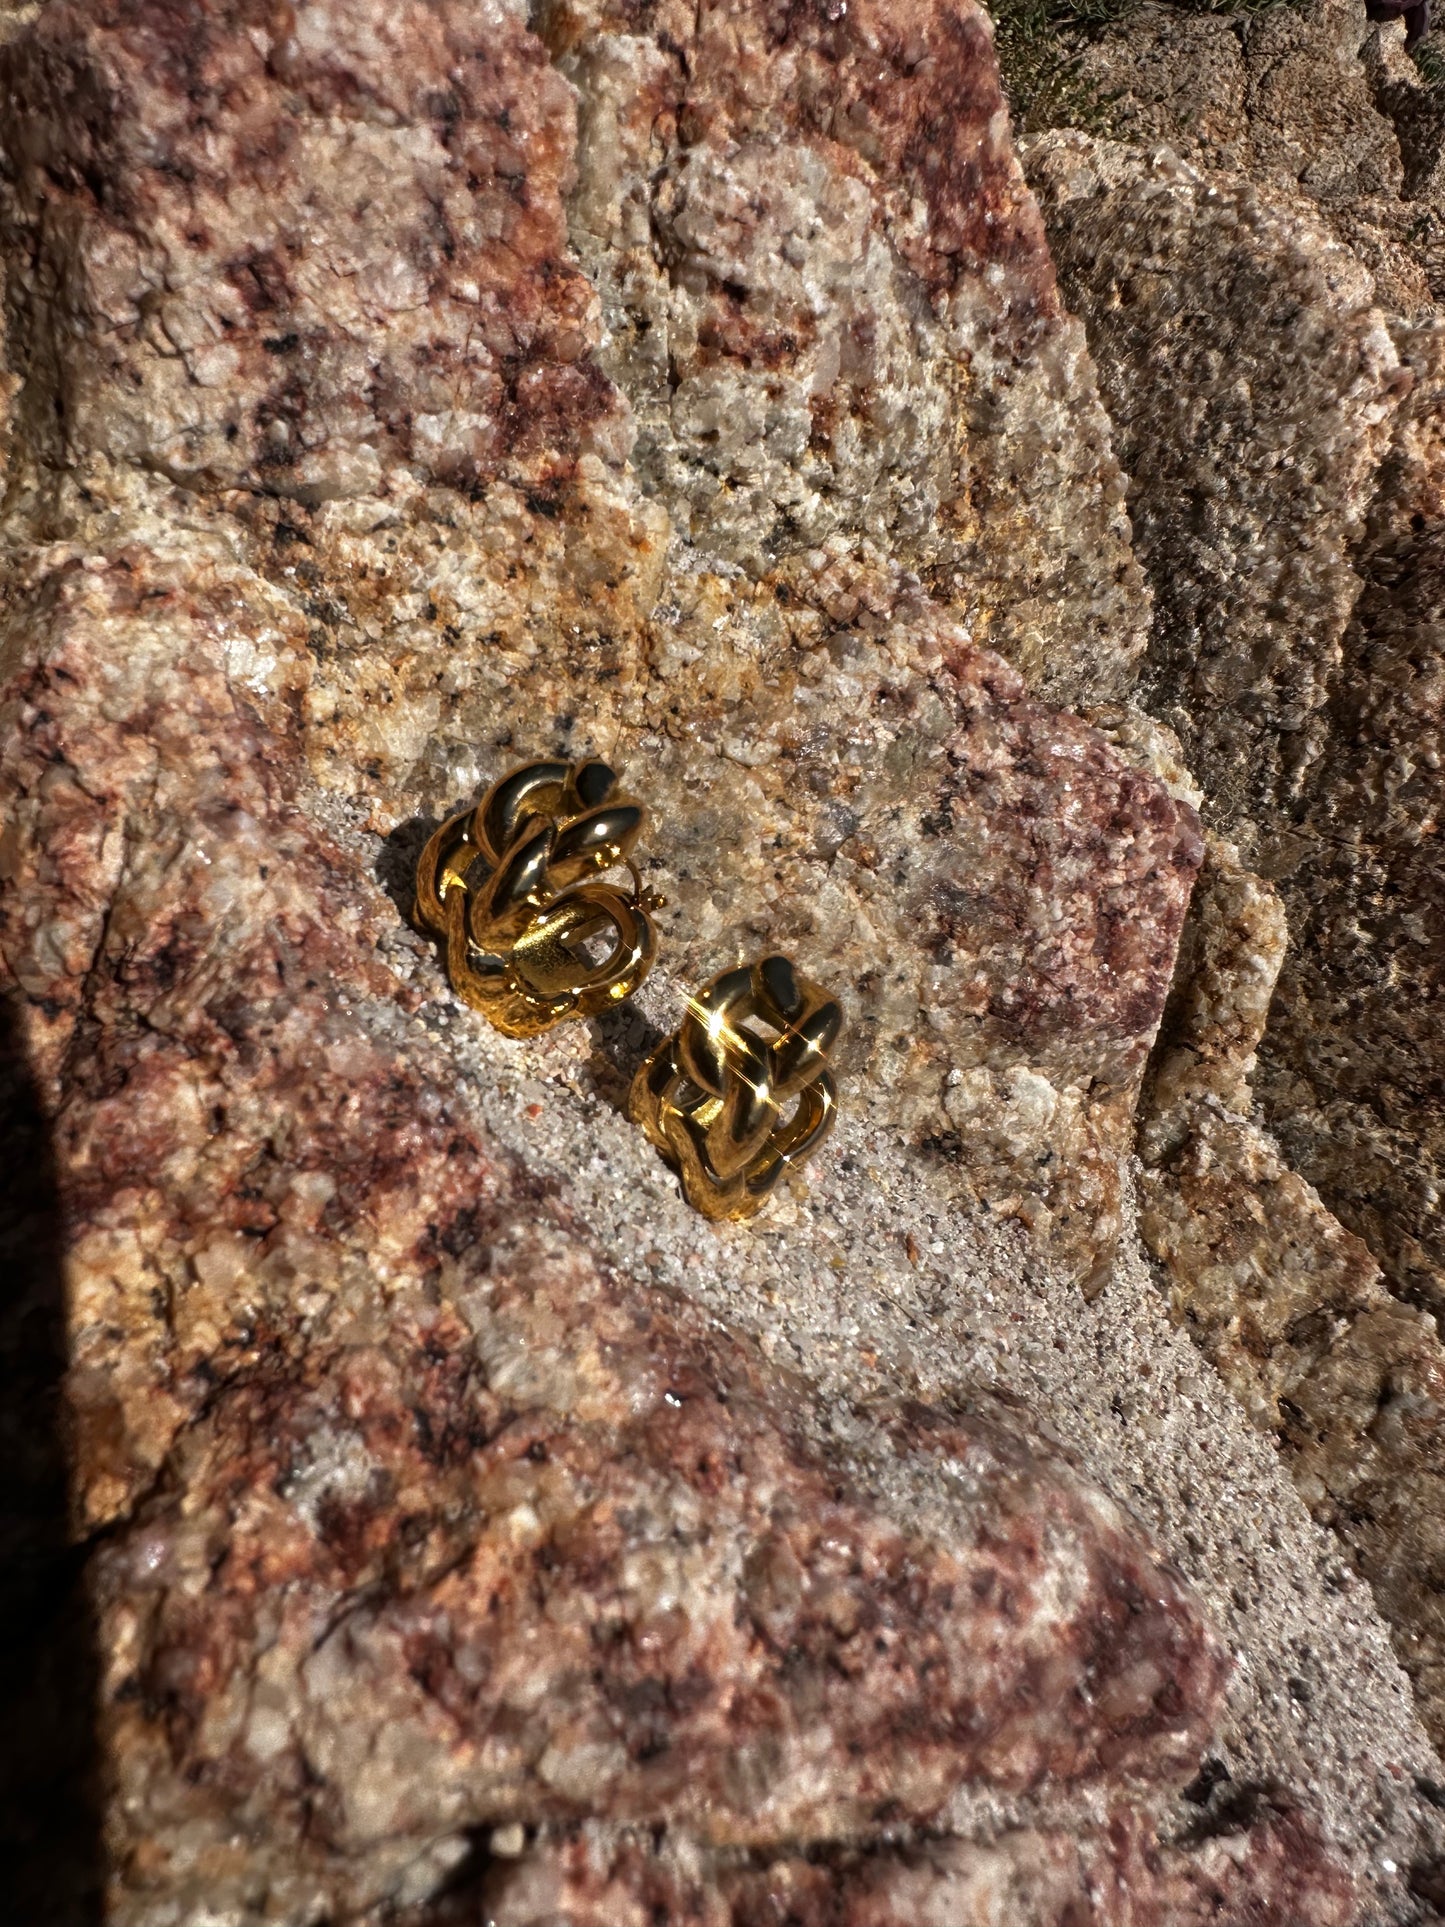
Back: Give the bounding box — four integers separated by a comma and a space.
990, 0, 1134, 135
991, 0, 1303, 135
1411, 34, 1445, 87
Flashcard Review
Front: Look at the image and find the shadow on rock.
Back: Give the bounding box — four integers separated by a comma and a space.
375, 810, 442, 924
0, 994, 103, 1924
586, 1002, 669, 1118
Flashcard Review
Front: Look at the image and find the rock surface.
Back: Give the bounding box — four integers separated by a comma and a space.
1025, 131, 1406, 849
0, 0, 1201, 1286
1023, 0, 1445, 1329
1027, 122, 1445, 1752
469, 1802, 1359, 1926
1257, 314, 1445, 1330
0, 534, 1371, 1924
1, 0, 1443, 1922
1066, 0, 1434, 313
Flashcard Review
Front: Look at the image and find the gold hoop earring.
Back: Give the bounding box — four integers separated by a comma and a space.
414, 758, 661, 1038
632, 954, 842, 1221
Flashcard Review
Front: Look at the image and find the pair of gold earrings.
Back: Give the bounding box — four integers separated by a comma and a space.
412, 758, 842, 1222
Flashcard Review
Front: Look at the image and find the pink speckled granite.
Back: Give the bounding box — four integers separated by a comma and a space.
0, 0, 1380, 1920
474, 1801, 1357, 1926
0, 548, 1235, 1921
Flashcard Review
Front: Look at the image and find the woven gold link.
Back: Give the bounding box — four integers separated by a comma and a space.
413, 758, 660, 1037
632, 954, 842, 1221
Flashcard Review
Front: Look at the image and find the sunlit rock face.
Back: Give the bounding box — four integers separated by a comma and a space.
0, 551, 1234, 1922
0, 0, 1199, 1278
0, 0, 1411, 1921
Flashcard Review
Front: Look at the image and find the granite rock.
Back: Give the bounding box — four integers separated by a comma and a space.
1005, 0, 1445, 1381
543, 0, 1151, 703
1133, 823, 1445, 1739
0, 0, 1201, 1282
0, 0, 1433, 1919
1362, 21, 1445, 207
1070, 0, 1402, 203
1028, 127, 1445, 1736
2, 546, 1326, 1924
1, 0, 609, 501
1064, 0, 1432, 315
1025, 131, 1407, 848
1017, 11, 1444, 1375
1255, 313, 1445, 1326
471, 1800, 1358, 1926
1140, 1105, 1389, 1443
1136, 832, 1288, 1172
0, 0, 1148, 696
1139, 1094, 1445, 1741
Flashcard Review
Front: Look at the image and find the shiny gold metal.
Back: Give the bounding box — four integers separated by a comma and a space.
631, 954, 842, 1222
413, 758, 661, 1037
